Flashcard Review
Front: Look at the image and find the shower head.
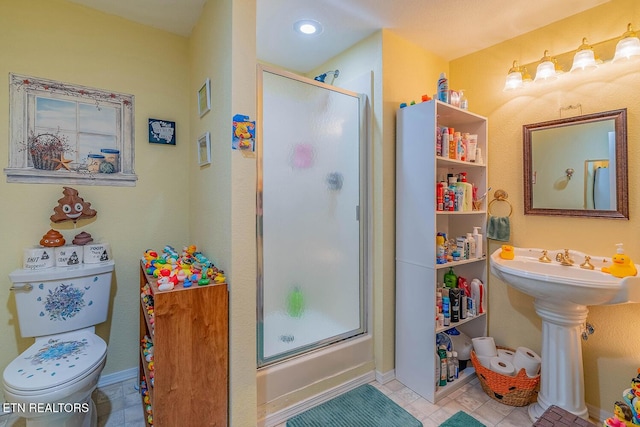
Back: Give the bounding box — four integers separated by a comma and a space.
314, 69, 340, 83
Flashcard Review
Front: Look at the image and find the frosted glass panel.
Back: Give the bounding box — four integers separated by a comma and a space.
259, 70, 363, 365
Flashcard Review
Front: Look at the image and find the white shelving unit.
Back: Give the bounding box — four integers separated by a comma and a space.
395, 100, 488, 403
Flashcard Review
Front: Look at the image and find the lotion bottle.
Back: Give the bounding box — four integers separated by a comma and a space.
466, 232, 476, 259
473, 226, 483, 258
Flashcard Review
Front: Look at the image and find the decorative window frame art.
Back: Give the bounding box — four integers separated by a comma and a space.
5, 73, 137, 186
198, 78, 211, 117
198, 132, 211, 166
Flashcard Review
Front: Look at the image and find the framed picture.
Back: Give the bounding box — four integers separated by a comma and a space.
197, 132, 211, 166
148, 119, 176, 145
198, 78, 211, 117
6, 73, 136, 186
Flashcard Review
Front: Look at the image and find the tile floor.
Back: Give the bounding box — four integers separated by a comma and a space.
1, 376, 598, 427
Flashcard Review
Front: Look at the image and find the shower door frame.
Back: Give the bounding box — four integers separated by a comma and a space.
256, 64, 369, 367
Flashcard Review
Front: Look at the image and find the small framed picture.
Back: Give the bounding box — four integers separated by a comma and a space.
148, 119, 176, 145
197, 132, 211, 166
198, 78, 211, 117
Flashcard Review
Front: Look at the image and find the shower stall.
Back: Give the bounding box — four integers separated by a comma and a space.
257, 65, 368, 367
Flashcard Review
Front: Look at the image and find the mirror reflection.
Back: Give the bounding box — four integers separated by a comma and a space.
523, 109, 628, 219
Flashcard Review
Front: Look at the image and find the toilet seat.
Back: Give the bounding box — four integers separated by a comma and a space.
3, 329, 107, 394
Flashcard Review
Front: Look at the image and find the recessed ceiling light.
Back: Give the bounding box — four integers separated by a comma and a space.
294, 19, 323, 36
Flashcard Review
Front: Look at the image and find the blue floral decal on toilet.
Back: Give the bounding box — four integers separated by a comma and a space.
28, 338, 88, 365
44, 283, 85, 321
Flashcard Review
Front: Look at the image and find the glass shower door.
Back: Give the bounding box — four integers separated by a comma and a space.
257, 66, 366, 366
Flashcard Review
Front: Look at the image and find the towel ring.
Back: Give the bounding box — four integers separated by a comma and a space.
488, 190, 513, 217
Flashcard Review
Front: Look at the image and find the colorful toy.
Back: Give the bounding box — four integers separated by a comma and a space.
499, 244, 515, 260
604, 401, 635, 427
50, 187, 97, 223
602, 244, 637, 278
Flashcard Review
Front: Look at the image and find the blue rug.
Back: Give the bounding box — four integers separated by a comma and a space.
286, 384, 422, 426
439, 410, 486, 427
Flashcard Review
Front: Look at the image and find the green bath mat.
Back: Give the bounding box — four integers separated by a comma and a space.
439, 410, 486, 427
286, 384, 422, 426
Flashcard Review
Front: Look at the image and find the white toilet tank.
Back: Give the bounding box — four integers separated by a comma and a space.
9, 261, 115, 338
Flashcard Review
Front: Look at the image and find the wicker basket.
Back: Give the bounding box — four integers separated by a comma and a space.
471, 347, 540, 406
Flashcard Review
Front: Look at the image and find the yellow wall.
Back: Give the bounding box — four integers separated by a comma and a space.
188, 0, 258, 425
0, 0, 190, 377
451, 0, 640, 412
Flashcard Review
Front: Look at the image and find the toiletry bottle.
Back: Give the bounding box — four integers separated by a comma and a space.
461, 133, 469, 162
444, 267, 457, 288
436, 127, 443, 156
473, 226, 483, 258
438, 73, 449, 103
454, 132, 462, 161
467, 232, 476, 259
447, 351, 454, 382
455, 186, 464, 212
467, 135, 478, 162
436, 235, 447, 264
441, 127, 449, 158
452, 351, 460, 379
450, 288, 460, 322
442, 297, 450, 326
438, 346, 448, 386
436, 181, 444, 211
448, 188, 455, 211
448, 127, 455, 159
460, 296, 468, 319
459, 89, 468, 110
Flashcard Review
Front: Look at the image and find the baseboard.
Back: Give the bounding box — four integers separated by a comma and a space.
375, 369, 395, 385
97, 367, 138, 388
262, 370, 375, 427
587, 402, 610, 424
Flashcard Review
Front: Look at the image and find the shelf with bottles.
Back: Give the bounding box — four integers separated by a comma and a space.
435, 256, 486, 270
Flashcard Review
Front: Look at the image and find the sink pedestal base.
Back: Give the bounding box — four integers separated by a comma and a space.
528, 299, 590, 422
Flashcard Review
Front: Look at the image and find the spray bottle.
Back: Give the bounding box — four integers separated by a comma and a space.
438, 73, 449, 103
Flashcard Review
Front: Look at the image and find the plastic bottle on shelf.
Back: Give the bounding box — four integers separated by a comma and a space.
438, 73, 449, 103
467, 232, 476, 259
436, 181, 445, 211
444, 267, 457, 288
473, 227, 483, 258
438, 346, 448, 386
442, 297, 451, 326
459, 90, 468, 110
452, 351, 460, 379
447, 351, 454, 382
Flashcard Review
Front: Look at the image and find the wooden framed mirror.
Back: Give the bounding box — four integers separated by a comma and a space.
523, 109, 628, 219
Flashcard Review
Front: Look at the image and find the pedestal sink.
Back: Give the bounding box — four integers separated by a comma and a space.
490, 247, 640, 422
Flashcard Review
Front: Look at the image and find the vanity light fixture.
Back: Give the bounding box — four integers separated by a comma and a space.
612, 23, 640, 62
504, 22, 639, 91
570, 38, 599, 72
294, 19, 323, 36
534, 50, 561, 82
503, 61, 524, 90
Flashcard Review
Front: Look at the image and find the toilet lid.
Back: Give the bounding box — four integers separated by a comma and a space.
3, 330, 107, 392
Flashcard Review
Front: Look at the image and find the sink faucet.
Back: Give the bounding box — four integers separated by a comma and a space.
555, 249, 574, 266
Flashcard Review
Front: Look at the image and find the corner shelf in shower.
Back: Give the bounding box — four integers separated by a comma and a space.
395, 100, 489, 403
138, 261, 229, 426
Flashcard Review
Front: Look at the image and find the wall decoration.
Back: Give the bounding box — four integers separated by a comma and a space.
198, 78, 211, 117
50, 187, 97, 224
6, 73, 137, 186
198, 132, 211, 166
232, 114, 255, 151
148, 119, 176, 145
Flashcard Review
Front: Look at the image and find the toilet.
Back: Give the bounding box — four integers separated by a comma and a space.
3, 261, 115, 427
